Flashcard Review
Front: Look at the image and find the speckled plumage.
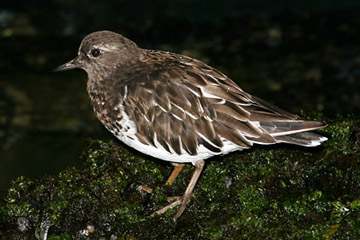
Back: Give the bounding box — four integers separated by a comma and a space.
56, 30, 327, 220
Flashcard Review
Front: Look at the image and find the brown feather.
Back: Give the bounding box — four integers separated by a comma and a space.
203, 85, 240, 103
214, 102, 250, 121
183, 81, 202, 96
170, 103, 187, 120
216, 112, 262, 137
246, 133, 277, 144
169, 136, 181, 155
249, 112, 293, 122
199, 71, 219, 85
154, 85, 171, 112
181, 127, 198, 155
260, 120, 326, 136
213, 122, 252, 148
185, 71, 207, 86
200, 139, 222, 153
195, 116, 216, 141
170, 116, 183, 136
250, 95, 298, 119
168, 68, 183, 82
201, 68, 227, 80
166, 85, 192, 110
135, 132, 150, 145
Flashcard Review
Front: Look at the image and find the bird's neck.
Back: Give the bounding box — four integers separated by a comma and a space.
86, 55, 145, 109
86, 67, 130, 112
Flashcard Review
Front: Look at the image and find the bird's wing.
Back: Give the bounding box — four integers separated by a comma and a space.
123, 69, 243, 156
123, 53, 325, 156
123, 59, 271, 156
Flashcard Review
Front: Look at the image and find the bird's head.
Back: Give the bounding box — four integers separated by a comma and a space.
55, 30, 140, 78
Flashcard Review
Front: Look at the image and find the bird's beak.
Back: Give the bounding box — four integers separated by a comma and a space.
54, 56, 82, 72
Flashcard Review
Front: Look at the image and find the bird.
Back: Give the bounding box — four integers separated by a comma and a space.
55, 30, 327, 221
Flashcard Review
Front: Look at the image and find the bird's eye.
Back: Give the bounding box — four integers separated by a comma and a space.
90, 49, 101, 58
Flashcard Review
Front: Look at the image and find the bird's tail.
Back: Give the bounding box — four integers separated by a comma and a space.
259, 120, 328, 147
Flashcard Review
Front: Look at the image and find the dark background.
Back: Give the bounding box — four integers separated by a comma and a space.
1, 0, 360, 196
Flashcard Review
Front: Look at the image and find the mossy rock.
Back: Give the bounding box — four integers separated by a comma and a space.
0, 116, 359, 239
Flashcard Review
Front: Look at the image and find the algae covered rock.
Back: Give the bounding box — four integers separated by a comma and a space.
0, 116, 360, 239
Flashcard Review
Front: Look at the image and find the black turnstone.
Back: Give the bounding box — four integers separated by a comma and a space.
55, 30, 327, 220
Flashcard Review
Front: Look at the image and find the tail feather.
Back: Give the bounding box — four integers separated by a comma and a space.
274, 132, 328, 147
259, 120, 326, 137
257, 120, 327, 146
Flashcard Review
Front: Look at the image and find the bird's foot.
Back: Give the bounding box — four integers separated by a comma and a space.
152, 194, 192, 221
152, 197, 182, 216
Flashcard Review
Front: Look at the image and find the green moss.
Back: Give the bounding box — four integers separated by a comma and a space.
0, 116, 360, 239
320, 115, 360, 156
47, 234, 74, 240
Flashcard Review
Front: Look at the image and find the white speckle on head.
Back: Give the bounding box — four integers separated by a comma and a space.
93, 43, 118, 52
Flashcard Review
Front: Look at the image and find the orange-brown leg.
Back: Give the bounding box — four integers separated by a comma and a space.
154, 160, 205, 221
165, 164, 185, 185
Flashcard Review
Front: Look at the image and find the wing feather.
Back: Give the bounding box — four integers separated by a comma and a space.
120, 50, 326, 158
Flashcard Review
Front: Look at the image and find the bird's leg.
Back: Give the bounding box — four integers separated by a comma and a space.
165, 164, 185, 185
153, 160, 205, 221
173, 160, 205, 220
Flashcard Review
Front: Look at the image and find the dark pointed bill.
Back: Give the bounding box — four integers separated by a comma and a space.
54, 57, 81, 72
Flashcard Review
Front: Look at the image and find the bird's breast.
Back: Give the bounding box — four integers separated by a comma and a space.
88, 90, 125, 134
